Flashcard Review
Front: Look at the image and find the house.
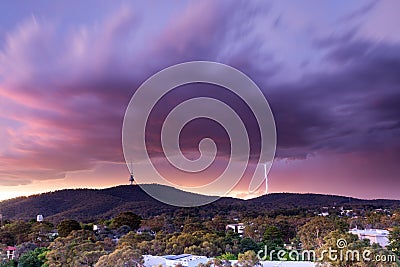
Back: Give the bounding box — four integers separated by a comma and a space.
144, 254, 208, 267
226, 223, 245, 235
143, 255, 317, 267
93, 224, 108, 232
6, 246, 16, 260
349, 229, 389, 247
143, 255, 166, 266
164, 254, 207, 267
136, 227, 156, 236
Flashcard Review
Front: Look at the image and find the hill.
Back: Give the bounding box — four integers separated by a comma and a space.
0, 184, 399, 223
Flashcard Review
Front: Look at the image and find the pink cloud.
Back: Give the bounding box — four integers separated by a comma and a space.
0, 0, 399, 202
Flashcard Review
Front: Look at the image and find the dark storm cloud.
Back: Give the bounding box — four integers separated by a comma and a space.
0, 1, 278, 185
0, 0, 399, 192
270, 38, 400, 159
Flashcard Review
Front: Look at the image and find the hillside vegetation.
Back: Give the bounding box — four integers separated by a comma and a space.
0, 184, 399, 223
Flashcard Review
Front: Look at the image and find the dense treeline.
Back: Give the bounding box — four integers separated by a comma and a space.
1, 207, 400, 266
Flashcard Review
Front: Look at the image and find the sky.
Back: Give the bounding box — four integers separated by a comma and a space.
0, 0, 399, 201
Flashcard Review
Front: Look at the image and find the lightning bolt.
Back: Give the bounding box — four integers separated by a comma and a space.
264, 163, 268, 193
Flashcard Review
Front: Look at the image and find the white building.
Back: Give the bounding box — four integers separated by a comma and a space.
143, 255, 317, 267
144, 254, 208, 267
143, 254, 317, 267
349, 229, 389, 247
164, 254, 208, 267
37, 214, 44, 222
6, 246, 16, 260
226, 223, 245, 235
143, 255, 166, 266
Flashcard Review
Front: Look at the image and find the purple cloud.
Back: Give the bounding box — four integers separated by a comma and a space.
0, 1, 398, 199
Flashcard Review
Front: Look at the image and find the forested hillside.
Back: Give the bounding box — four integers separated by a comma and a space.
0, 184, 399, 223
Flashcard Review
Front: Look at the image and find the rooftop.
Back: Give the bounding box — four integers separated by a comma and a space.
162, 254, 192, 260
350, 229, 389, 236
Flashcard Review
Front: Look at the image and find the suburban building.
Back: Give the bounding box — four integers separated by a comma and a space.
144, 254, 208, 267
226, 223, 245, 235
143, 255, 166, 266
136, 226, 156, 236
349, 228, 389, 247
6, 246, 16, 260
143, 255, 317, 267
37, 214, 44, 222
164, 254, 208, 267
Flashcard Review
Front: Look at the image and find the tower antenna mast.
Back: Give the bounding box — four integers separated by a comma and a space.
129, 161, 135, 185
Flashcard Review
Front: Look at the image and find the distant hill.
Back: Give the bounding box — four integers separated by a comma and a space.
0, 184, 399, 223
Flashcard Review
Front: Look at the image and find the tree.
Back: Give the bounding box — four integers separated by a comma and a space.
263, 226, 284, 251
28, 222, 55, 246
0, 231, 14, 246
334, 218, 349, 233
18, 247, 48, 267
388, 226, 400, 257
315, 230, 397, 267
237, 250, 260, 267
0, 221, 32, 245
30, 221, 54, 235
111, 212, 142, 230
273, 216, 299, 243
46, 230, 105, 267
116, 225, 131, 237
365, 212, 383, 229
118, 232, 154, 248
392, 212, 400, 227
298, 217, 336, 250
243, 217, 272, 243
182, 221, 205, 233
71, 242, 107, 266
162, 231, 224, 257
316, 230, 357, 266
0, 260, 16, 267
219, 252, 237, 260
117, 231, 167, 256
165, 232, 199, 255
140, 216, 166, 233
239, 238, 259, 253
224, 230, 241, 255
57, 220, 81, 238
14, 243, 37, 260
95, 246, 144, 267
184, 232, 224, 257
204, 215, 230, 233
